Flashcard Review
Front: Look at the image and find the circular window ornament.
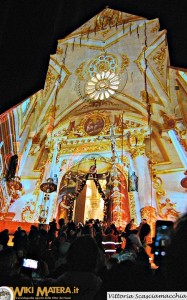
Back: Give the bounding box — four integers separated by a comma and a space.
85, 71, 120, 101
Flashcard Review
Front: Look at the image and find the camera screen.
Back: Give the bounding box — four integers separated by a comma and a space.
22, 258, 38, 269
155, 225, 173, 248
154, 221, 173, 263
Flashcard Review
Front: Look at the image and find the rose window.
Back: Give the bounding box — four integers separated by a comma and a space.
86, 71, 120, 100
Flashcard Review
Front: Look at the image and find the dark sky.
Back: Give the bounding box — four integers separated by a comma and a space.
0, 0, 186, 114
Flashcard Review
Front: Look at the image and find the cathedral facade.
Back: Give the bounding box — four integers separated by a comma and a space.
0, 8, 187, 231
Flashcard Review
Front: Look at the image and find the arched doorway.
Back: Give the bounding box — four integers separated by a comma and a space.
56, 154, 131, 226
84, 179, 105, 221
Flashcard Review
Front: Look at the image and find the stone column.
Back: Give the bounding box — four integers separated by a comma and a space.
133, 155, 152, 208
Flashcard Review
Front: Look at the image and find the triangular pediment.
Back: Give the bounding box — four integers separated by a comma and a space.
64, 8, 146, 40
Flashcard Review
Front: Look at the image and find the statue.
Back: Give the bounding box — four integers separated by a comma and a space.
58, 194, 70, 223
6, 155, 18, 181
128, 171, 138, 192
127, 132, 137, 147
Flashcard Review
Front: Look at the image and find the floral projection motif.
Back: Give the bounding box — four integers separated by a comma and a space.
85, 71, 120, 100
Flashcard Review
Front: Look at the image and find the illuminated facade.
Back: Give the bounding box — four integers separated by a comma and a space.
0, 8, 187, 229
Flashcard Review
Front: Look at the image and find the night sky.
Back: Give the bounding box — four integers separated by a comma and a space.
0, 0, 186, 114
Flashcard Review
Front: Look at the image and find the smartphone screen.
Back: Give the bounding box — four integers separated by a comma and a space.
22, 258, 38, 269
154, 220, 174, 265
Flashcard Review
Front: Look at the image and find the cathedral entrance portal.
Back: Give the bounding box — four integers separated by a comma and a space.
57, 155, 131, 226
57, 156, 111, 224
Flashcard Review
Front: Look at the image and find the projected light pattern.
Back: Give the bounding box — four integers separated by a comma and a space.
0, 9, 186, 228
86, 71, 120, 100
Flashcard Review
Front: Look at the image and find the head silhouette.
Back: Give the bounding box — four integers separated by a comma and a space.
66, 235, 99, 272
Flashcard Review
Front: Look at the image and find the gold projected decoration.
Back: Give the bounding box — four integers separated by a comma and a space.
120, 54, 130, 72
177, 130, 187, 152
84, 116, 104, 136
80, 113, 110, 137
140, 90, 160, 107
76, 53, 128, 102
38, 206, 49, 224
128, 192, 138, 225
96, 9, 122, 29
134, 46, 146, 73
150, 23, 159, 33
7, 176, 22, 191
129, 145, 145, 159
75, 62, 86, 81
56, 46, 63, 56
152, 46, 167, 77
149, 156, 179, 221
148, 153, 166, 198
161, 113, 187, 158
127, 130, 146, 158
110, 159, 123, 226
101, 29, 110, 37
58, 142, 111, 156
44, 69, 56, 96
76, 53, 118, 81
161, 113, 176, 130
159, 198, 180, 220
88, 54, 118, 76
152, 175, 166, 197
21, 200, 36, 222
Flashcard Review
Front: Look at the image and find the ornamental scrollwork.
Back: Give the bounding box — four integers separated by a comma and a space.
44, 68, 56, 96
75, 62, 86, 81
152, 46, 167, 77
128, 192, 138, 225
120, 54, 130, 73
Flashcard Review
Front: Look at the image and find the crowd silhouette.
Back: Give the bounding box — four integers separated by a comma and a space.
0, 214, 187, 299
